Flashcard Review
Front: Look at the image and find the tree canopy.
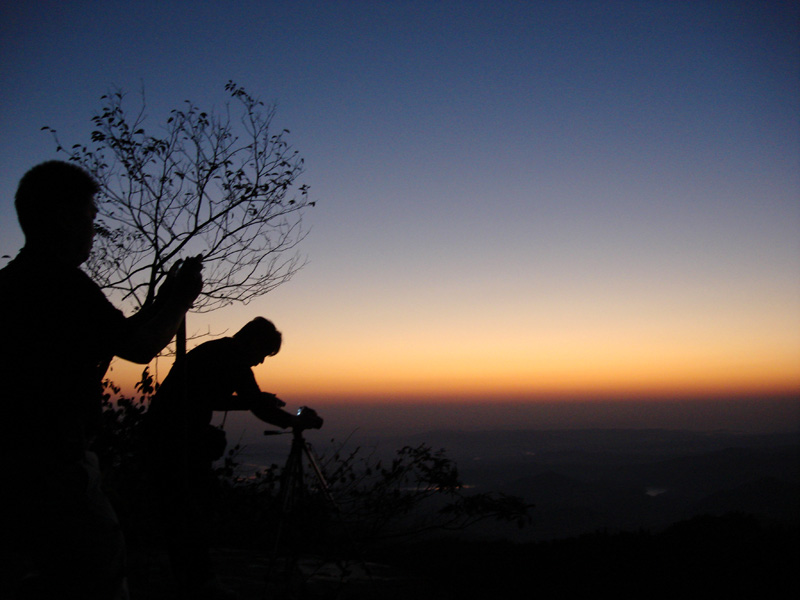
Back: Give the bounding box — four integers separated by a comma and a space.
44, 81, 313, 313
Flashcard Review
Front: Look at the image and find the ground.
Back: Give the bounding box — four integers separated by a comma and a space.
126, 514, 800, 600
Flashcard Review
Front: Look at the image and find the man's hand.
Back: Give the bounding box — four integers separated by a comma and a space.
156, 255, 203, 309
250, 393, 289, 426
260, 392, 286, 408
171, 255, 203, 307
118, 255, 204, 364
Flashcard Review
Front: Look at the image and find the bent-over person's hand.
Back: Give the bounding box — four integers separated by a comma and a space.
250, 393, 292, 428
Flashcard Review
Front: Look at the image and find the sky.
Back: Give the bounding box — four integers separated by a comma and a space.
1, 1, 798, 433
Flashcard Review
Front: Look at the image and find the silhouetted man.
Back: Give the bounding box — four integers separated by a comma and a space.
0, 161, 202, 600
145, 317, 322, 599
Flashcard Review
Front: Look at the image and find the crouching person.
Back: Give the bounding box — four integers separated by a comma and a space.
144, 317, 322, 599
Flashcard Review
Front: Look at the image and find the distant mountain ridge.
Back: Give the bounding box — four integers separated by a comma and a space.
366, 428, 800, 541
239, 427, 799, 541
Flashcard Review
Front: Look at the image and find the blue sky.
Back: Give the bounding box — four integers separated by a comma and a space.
1, 1, 798, 430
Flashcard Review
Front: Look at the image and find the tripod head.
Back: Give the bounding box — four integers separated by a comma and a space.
294, 406, 324, 431
263, 406, 323, 438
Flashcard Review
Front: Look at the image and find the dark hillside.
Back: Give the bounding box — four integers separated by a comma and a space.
119, 429, 800, 598
378, 514, 799, 599
125, 513, 798, 599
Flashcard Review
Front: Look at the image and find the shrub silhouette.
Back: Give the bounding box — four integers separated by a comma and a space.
93, 372, 533, 559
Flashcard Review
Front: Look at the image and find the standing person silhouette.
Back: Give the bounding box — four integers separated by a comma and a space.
0, 161, 202, 600
145, 317, 322, 600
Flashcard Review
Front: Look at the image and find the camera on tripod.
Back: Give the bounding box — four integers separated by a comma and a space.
294, 406, 323, 431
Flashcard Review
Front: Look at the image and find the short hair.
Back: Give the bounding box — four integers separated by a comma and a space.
14, 161, 99, 237
233, 317, 282, 356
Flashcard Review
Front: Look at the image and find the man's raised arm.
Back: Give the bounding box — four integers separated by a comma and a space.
115, 255, 203, 363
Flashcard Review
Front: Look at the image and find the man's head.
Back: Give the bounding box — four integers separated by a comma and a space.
233, 317, 282, 366
15, 161, 100, 264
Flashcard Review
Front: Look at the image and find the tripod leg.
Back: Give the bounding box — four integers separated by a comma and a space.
302, 442, 337, 508
300, 439, 377, 588
268, 438, 305, 584
265, 432, 379, 597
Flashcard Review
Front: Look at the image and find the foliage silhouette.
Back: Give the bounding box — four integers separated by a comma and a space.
93, 374, 533, 559
43, 81, 312, 314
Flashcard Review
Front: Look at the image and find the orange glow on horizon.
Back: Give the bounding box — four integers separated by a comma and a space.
105, 340, 800, 406
95, 256, 800, 409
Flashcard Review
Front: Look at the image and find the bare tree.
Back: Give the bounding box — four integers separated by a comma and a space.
43, 81, 312, 314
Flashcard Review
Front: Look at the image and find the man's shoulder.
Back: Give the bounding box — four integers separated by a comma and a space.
0, 253, 28, 281
0, 250, 92, 287
190, 336, 237, 357
0, 251, 51, 300
186, 337, 245, 370
0, 250, 123, 323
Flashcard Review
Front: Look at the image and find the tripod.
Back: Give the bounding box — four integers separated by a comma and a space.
272, 428, 339, 551
265, 427, 372, 596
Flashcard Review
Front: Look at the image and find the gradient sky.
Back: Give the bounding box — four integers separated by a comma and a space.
1, 1, 798, 430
